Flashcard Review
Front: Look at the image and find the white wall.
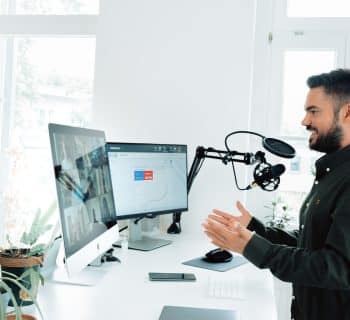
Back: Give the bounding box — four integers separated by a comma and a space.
93, 0, 257, 235
246, 0, 276, 222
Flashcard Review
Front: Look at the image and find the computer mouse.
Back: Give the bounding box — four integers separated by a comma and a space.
202, 248, 233, 263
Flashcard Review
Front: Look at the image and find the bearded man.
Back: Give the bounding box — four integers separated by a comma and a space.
203, 69, 350, 320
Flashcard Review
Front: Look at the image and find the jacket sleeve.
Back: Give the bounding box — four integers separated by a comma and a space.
247, 217, 299, 246
243, 199, 350, 289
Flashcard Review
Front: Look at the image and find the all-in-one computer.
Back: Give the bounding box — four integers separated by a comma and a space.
48, 123, 119, 285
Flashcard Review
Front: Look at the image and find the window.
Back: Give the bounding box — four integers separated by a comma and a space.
0, 1, 97, 245
281, 51, 336, 137
277, 49, 337, 213
0, 0, 99, 15
251, 0, 350, 225
287, 0, 350, 18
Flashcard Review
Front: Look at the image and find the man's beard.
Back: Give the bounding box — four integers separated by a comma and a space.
307, 121, 343, 153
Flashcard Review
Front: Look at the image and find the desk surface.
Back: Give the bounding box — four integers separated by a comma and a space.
32, 233, 277, 320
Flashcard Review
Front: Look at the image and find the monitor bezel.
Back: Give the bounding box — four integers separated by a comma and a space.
106, 141, 188, 221
48, 123, 119, 276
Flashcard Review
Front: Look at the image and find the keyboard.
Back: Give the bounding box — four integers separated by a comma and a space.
208, 276, 244, 299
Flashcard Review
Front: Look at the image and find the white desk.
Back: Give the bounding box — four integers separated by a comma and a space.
31, 234, 277, 320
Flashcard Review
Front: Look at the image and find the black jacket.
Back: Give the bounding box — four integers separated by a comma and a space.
243, 145, 350, 320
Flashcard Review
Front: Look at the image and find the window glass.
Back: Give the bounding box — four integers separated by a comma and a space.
1, 37, 95, 244
0, 1, 7, 14
262, 2, 349, 227
275, 138, 321, 226
287, 0, 350, 18
280, 50, 336, 137
0, 41, 4, 133
275, 50, 336, 225
0, 0, 99, 15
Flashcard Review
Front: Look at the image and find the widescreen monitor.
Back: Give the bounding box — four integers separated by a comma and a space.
48, 123, 119, 281
106, 142, 188, 250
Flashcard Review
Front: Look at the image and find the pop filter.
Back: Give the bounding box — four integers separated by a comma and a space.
262, 137, 296, 159
224, 130, 296, 159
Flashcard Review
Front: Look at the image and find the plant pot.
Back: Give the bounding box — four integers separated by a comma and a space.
0, 255, 44, 307
6, 315, 37, 320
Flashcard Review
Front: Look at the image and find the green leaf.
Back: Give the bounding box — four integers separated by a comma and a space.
0, 290, 6, 320
19, 201, 56, 250
2, 272, 44, 320
0, 278, 23, 320
28, 244, 47, 257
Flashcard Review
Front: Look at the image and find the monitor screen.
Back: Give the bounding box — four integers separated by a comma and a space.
107, 142, 188, 220
48, 123, 119, 276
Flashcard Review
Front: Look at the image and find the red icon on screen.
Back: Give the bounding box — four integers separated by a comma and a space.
144, 170, 153, 180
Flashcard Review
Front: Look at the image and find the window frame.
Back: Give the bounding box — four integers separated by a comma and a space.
274, 0, 350, 30
0, 9, 98, 244
0, 14, 98, 146
267, 30, 346, 137
0, 15, 97, 35
248, 0, 350, 223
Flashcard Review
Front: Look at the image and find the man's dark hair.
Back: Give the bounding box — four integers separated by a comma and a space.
307, 69, 350, 113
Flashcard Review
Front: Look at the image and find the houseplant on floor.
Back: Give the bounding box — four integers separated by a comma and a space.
0, 202, 56, 318
264, 196, 293, 229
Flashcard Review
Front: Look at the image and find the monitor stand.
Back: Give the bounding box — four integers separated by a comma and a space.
47, 264, 107, 287
42, 237, 108, 286
127, 219, 172, 251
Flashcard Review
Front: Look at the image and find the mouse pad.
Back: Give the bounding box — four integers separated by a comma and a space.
182, 255, 247, 272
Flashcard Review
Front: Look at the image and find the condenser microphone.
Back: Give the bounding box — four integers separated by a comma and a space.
247, 163, 286, 191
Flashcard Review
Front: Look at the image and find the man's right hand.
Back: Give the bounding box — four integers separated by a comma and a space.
209, 201, 253, 230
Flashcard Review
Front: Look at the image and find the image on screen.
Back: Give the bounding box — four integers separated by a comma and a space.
107, 143, 188, 219
49, 124, 117, 258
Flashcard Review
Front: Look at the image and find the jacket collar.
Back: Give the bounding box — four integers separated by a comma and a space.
315, 144, 350, 180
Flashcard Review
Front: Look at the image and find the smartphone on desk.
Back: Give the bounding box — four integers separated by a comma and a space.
149, 272, 196, 281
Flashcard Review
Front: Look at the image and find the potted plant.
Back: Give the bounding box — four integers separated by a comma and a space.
0, 202, 56, 313
264, 196, 293, 229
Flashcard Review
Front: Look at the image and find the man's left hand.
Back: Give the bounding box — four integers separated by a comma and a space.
202, 215, 254, 254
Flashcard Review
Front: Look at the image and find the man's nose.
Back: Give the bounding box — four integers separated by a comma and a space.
301, 114, 310, 127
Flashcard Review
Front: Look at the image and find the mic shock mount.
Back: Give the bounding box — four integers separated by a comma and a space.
249, 162, 280, 191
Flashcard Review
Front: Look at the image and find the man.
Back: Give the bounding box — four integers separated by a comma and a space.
203, 69, 350, 320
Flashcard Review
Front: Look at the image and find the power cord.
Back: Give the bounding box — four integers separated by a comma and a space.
117, 214, 157, 233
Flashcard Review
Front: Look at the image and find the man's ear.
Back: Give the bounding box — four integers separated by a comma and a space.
342, 104, 350, 121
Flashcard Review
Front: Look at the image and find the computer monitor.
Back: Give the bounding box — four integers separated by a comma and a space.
106, 142, 188, 250
48, 123, 119, 284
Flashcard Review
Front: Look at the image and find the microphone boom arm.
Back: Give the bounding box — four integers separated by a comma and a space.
187, 146, 265, 193
167, 146, 266, 234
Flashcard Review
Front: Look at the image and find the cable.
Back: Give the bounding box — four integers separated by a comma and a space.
230, 161, 248, 191
224, 130, 266, 191
119, 225, 128, 233
118, 213, 157, 233
224, 130, 264, 151
193, 158, 205, 180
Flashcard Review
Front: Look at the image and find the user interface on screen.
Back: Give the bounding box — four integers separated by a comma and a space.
49, 124, 117, 257
106, 143, 188, 219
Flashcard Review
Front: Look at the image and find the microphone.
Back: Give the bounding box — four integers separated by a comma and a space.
247, 163, 285, 191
